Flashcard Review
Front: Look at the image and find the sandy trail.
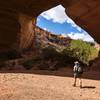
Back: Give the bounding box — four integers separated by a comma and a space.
0, 70, 100, 100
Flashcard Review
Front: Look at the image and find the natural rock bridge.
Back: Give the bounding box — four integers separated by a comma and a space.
0, 0, 100, 52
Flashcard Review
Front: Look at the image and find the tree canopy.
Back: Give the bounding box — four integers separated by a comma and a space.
62, 40, 99, 65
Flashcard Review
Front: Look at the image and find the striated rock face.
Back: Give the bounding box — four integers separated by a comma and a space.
0, 7, 36, 52
0, 0, 100, 53
18, 14, 36, 50
34, 26, 71, 50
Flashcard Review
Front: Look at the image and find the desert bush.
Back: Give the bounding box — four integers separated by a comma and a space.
22, 55, 42, 70
41, 46, 60, 61
62, 40, 99, 65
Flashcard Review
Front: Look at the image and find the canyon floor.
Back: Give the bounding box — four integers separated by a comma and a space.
0, 68, 100, 100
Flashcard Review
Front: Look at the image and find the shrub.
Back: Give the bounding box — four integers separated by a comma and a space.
41, 46, 60, 61
62, 40, 99, 65
22, 55, 42, 70
22, 59, 34, 70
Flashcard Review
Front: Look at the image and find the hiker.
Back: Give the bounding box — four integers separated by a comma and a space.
73, 61, 83, 88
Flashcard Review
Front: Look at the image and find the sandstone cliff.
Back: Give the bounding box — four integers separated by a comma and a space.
33, 26, 71, 51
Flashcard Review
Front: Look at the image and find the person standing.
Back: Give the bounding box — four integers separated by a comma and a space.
73, 61, 83, 88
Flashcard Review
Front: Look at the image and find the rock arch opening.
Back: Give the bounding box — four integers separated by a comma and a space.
0, 0, 100, 54
36, 5, 95, 43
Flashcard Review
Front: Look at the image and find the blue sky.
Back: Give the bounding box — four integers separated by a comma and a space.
36, 5, 94, 42
37, 16, 82, 34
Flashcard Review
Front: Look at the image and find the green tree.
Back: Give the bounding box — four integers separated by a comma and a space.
41, 46, 60, 60
63, 40, 99, 65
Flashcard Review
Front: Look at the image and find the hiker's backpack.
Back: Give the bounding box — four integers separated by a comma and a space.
73, 64, 83, 74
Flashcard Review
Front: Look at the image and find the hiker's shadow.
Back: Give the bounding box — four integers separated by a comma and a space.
81, 86, 96, 89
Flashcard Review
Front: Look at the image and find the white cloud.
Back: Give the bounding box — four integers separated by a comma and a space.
40, 5, 94, 42
61, 33, 68, 37
41, 5, 68, 24
67, 32, 94, 42
37, 18, 40, 22
40, 5, 82, 32
43, 28, 47, 31
72, 24, 82, 32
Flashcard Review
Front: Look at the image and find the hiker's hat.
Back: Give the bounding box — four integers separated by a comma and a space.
74, 61, 79, 64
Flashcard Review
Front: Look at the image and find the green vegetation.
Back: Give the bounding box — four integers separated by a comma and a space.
22, 40, 99, 70
0, 49, 21, 70
22, 55, 42, 70
42, 46, 60, 60
62, 40, 99, 65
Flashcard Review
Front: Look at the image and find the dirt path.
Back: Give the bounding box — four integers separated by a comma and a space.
0, 70, 100, 100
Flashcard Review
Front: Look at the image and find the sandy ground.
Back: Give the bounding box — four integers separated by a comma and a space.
0, 69, 100, 100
